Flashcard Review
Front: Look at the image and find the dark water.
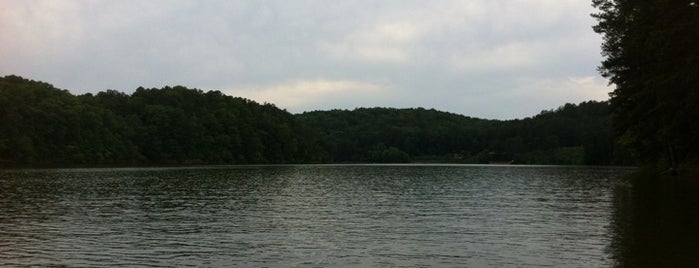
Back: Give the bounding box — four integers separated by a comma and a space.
0, 165, 696, 267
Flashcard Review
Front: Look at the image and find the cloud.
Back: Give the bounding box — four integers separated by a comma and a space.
511, 76, 611, 102
220, 79, 390, 112
0, 1, 85, 68
0, 0, 609, 119
449, 41, 542, 71
318, 21, 424, 64
492, 76, 612, 118
435, 76, 611, 119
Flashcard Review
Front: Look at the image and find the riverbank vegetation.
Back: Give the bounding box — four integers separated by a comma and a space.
1, 75, 629, 166
0, 75, 325, 165
298, 102, 625, 165
592, 0, 698, 174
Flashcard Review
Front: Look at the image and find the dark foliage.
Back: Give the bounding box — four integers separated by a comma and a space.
592, 0, 699, 167
1, 75, 623, 166
298, 102, 627, 165
0, 75, 324, 165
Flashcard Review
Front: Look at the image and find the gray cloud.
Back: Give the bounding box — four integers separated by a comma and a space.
0, 0, 609, 119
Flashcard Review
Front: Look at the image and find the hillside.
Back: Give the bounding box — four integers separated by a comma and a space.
0, 75, 325, 165
298, 103, 626, 165
0, 75, 625, 166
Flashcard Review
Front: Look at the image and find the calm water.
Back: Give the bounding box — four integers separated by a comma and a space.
0, 165, 697, 267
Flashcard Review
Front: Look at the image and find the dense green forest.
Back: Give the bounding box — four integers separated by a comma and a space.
0, 75, 326, 165
298, 102, 624, 165
1, 2, 694, 170
593, 0, 698, 171
0, 74, 626, 166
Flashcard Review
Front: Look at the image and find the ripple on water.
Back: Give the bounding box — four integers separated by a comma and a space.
0, 165, 634, 267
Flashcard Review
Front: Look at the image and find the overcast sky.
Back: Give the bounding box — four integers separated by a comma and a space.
0, 0, 610, 119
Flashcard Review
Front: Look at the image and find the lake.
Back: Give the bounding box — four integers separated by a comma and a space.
1, 165, 697, 267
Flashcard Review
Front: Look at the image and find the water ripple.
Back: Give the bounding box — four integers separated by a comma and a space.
0, 165, 633, 267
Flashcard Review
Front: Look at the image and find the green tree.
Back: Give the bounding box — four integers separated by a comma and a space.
592, 0, 699, 167
1, 75, 623, 166
0, 75, 326, 166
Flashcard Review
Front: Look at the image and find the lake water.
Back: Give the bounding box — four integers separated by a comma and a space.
1, 165, 697, 267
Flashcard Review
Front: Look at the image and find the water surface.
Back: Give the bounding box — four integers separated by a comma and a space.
1, 165, 695, 267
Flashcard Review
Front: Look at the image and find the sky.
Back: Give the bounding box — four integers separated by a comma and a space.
0, 0, 611, 119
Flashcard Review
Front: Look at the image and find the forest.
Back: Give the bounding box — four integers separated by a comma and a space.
0, 75, 628, 166
592, 0, 698, 172
0, 1, 694, 172
298, 103, 624, 165
0, 75, 325, 165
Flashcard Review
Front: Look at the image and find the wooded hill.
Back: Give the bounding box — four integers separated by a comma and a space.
298, 102, 626, 165
0, 75, 627, 166
0, 75, 325, 165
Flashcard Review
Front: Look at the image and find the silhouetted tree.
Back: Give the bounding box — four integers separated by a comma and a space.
592, 0, 699, 167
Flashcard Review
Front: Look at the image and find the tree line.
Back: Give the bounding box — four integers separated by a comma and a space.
298, 102, 628, 165
0, 75, 325, 165
1, 75, 628, 166
592, 0, 698, 171
3, 1, 694, 170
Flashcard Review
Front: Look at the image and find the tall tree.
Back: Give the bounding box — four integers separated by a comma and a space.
592, 0, 699, 167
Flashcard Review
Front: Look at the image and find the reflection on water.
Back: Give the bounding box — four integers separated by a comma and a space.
609, 171, 699, 267
2, 165, 693, 267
